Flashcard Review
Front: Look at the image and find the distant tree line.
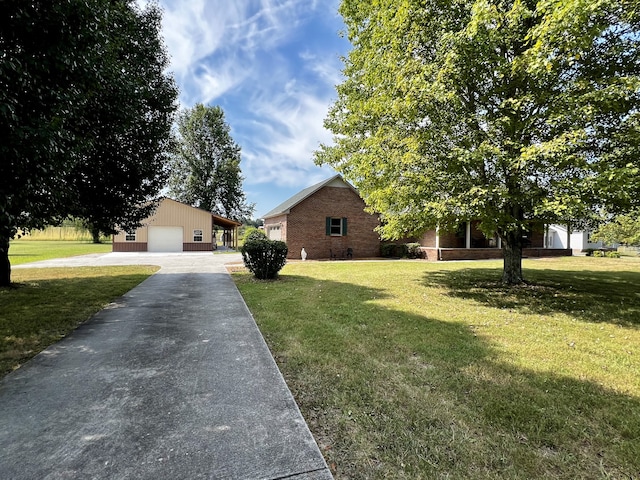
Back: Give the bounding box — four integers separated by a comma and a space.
592, 210, 640, 247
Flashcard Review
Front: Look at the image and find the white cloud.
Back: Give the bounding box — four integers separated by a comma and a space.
239, 82, 338, 188
157, 0, 328, 107
153, 0, 347, 212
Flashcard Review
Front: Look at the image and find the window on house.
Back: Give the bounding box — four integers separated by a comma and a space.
326, 217, 348, 236
193, 229, 203, 242
125, 232, 136, 242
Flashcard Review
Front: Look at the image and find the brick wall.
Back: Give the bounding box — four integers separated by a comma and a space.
438, 230, 465, 248
439, 248, 504, 260
264, 214, 287, 241
281, 186, 380, 260
420, 230, 437, 247
183, 243, 213, 251
523, 248, 571, 257
420, 247, 439, 261
421, 247, 571, 261
113, 242, 147, 252
527, 230, 544, 248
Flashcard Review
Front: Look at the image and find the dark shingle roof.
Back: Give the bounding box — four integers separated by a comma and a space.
261, 174, 356, 219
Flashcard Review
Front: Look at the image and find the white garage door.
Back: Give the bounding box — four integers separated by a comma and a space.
268, 225, 281, 240
148, 226, 183, 252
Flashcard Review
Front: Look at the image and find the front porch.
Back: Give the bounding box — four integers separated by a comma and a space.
417, 220, 573, 261
212, 214, 241, 250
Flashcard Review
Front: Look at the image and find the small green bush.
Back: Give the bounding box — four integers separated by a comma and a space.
593, 250, 604, 257
405, 243, 423, 259
605, 251, 621, 258
381, 243, 398, 257
242, 227, 267, 244
240, 238, 288, 279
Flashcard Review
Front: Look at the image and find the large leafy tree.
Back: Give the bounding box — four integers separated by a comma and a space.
0, 0, 177, 285
168, 104, 254, 220
66, 2, 177, 243
591, 210, 640, 246
316, 0, 640, 284
2, 0, 100, 286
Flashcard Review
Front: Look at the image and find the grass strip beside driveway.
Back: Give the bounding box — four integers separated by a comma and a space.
0, 266, 158, 376
233, 257, 640, 480
9, 240, 113, 266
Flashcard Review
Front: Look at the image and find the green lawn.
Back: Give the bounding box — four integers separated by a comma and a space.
9, 240, 112, 266
233, 256, 640, 479
0, 266, 158, 376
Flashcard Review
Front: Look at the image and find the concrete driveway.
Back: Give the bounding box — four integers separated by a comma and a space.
1, 252, 332, 479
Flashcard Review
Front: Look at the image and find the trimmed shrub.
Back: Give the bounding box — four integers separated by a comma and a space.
605, 251, 621, 258
241, 238, 288, 279
381, 243, 398, 258
242, 227, 267, 244
593, 250, 604, 257
405, 243, 424, 259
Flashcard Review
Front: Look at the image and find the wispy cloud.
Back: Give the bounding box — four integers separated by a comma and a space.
241, 87, 335, 186
234, 47, 345, 188
160, 0, 312, 95
153, 0, 348, 213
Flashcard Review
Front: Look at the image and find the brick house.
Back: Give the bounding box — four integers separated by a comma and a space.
262, 175, 380, 260
112, 197, 240, 252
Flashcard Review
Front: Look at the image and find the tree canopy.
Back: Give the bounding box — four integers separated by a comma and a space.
66, 1, 177, 243
167, 104, 254, 220
316, 0, 640, 283
0, 0, 178, 285
591, 210, 640, 246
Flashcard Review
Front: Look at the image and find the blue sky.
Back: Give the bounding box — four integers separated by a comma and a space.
154, 0, 350, 219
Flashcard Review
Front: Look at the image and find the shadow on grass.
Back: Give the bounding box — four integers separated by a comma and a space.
236, 273, 640, 478
419, 267, 640, 327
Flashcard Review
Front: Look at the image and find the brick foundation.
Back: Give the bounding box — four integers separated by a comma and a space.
183, 242, 213, 251
112, 242, 148, 252
523, 248, 571, 258
419, 247, 571, 261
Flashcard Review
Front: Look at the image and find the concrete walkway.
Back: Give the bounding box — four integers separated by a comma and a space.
1, 252, 332, 479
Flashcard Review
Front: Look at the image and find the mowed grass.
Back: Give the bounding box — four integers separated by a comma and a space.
233, 256, 640, 479
0, 266, 158, 376
9, 240, 112, 266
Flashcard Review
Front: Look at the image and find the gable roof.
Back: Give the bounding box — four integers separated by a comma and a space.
262, 174, 359, 219
159, 197, 212, 216
161, 197, 241, 227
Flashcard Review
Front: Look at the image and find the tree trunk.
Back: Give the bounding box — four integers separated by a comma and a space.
0, 236, 11, 287
502, 232, 524, 285
91, 225, 101, 244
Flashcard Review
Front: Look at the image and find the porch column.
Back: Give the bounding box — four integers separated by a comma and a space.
497, 235, 502, 249
543, 224, 548, 248
435, 226, 440, 249
465, 222, 471, 249
566, 222, 571, 250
